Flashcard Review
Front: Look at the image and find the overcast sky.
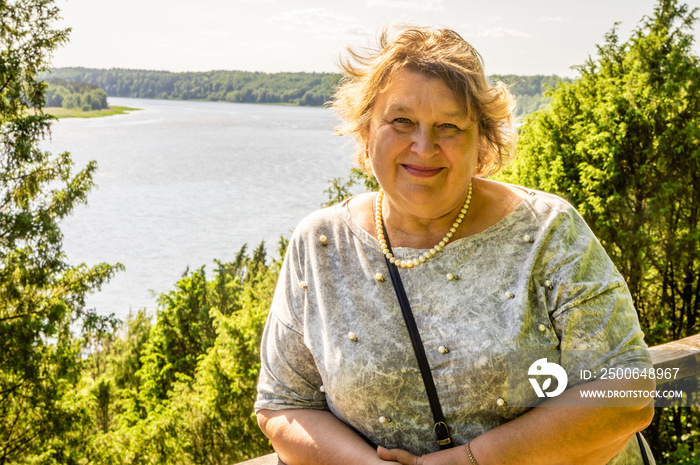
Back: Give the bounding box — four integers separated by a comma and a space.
52, 0, 700, 78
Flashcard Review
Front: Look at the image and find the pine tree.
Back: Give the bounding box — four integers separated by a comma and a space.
0, 1, 120, 462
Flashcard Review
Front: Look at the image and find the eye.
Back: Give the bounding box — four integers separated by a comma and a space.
393, 117, 412, 124
439, 123, 459, 130
437, 123, 463, 135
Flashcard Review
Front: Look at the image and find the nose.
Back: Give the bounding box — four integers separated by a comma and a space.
411, 125, 438, 159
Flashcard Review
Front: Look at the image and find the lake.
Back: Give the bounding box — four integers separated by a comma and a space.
46, 97, 357, 319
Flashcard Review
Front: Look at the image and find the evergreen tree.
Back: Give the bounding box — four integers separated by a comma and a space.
497, 1, 699, 460
501, 0, 700, 343
94, 245, 277, 464
0, 1, 120, 462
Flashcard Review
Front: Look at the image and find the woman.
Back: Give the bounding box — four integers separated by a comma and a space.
255, 26, 655, 465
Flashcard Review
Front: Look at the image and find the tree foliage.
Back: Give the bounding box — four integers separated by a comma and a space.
497, 1, 699, 461
44, 68, 341, 106
322, 168, 380, 207
44, 78, 108, 111
0, 0, 120, 463
491, 74, 572, 115
500, 0, 700, 344
74, 243, 280, 465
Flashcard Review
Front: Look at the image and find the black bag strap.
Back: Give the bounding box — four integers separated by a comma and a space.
380, 214, 453, 450
636, 432, 651, 465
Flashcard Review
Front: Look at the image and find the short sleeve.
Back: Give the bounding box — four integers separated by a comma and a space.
254, 236, 328, 412
541, 205, 652, 383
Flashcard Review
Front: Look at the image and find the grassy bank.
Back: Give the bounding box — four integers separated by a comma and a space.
44, 105, 140, 118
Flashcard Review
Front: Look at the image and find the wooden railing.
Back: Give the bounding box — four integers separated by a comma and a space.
237, 334, 700, 465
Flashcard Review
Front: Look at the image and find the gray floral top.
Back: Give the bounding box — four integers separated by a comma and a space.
255, 188, 654, 464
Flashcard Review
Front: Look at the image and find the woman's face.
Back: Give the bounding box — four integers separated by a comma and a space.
366, 68, 479, 219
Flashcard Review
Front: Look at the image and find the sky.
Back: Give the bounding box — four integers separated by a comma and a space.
52, 0, 700, 78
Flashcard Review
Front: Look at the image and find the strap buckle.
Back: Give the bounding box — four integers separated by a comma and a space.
434, 421, 453, 447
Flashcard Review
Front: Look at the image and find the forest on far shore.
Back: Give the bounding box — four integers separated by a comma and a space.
44, 67, 570, 114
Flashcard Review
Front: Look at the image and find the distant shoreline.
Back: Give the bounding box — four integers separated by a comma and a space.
44, 105, 141, 119
44, 67, 569, 114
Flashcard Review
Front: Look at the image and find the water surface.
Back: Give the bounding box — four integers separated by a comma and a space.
47, 98, 357, 318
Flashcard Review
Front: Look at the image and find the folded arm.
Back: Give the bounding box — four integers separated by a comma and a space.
379, 377, 655, 465
257, 408, 400, 465
470, 377, 654, 465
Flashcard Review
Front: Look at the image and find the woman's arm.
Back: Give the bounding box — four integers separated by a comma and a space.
470, 377, 655, 465
257, 408, 400, 465
379, 376, 654, 465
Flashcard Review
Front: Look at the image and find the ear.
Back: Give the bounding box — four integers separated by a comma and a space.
363, 155, 374, 176
475, 134, 488, 175
364, 142, 373, 172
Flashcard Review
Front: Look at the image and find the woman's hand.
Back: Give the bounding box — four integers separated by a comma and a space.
377, 445, 469, 465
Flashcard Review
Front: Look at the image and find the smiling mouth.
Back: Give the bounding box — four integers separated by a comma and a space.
402, 164, 444, 178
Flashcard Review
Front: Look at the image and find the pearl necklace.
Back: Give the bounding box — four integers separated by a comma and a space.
376, 182, 473, 269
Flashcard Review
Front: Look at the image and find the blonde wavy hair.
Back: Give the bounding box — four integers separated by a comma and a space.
332, 26, 517, 176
